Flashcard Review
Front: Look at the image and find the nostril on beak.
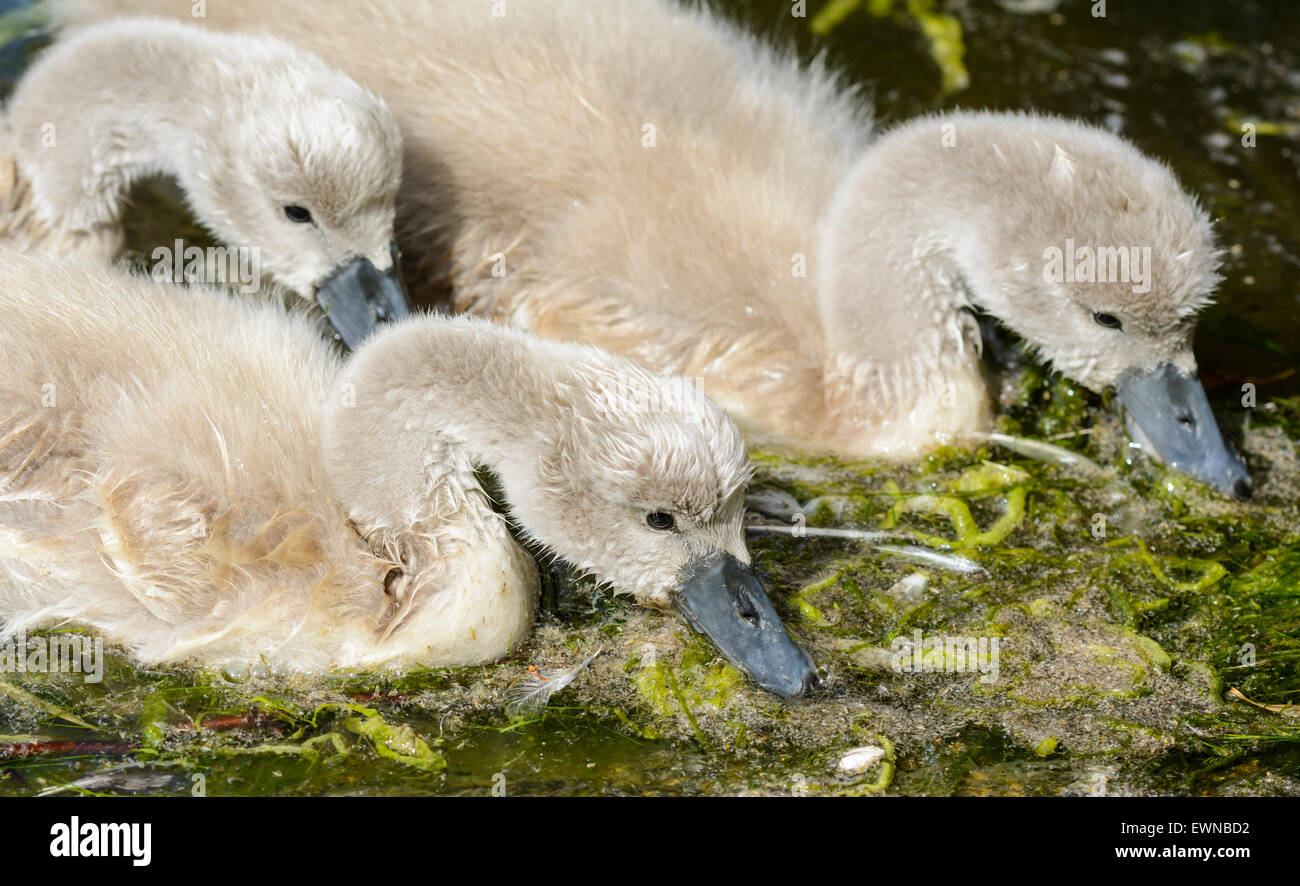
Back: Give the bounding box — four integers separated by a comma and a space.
1176, 412, 1195, 427
730, 587, 761, 625
1233, 476, 1253, 500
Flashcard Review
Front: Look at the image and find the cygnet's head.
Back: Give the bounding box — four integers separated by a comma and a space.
966, 117, 1248, 497
507, 350, 818, 697
851, 112, 1249, 496
184, 29, 410, 347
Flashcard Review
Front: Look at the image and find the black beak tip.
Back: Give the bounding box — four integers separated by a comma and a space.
759, 658, 820, 699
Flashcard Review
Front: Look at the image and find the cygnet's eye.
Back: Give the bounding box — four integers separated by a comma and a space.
645, 512, 676, 531
1092, 311, 1123, 331
283, 205, 313, 224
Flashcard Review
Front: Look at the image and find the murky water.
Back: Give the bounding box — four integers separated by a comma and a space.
0, 0, 1297, 796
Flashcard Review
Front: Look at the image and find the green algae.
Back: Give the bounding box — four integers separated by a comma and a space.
905, 0, 968, 94
630, 634, 749, 749
810, 0, 865, 35
881, 462, 1030, 549
1105, 537, 1227, 594
791, 571, 845, 625
0, 679, 99, 731
340, 706, 447, 772
811, 0, 968, 94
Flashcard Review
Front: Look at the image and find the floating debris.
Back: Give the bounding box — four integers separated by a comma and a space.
745, 523, 905, 542
873, 544, 987, 575
975, 432, 1101, 472
745, 518, 983, 573
745, 487, 802, 521
0, 737, 135, 762
886, 572, 930, 601
37, 762, 181, 797
837, 745, 886, 774
1228, 688, 1300, 718
504, 652, 601, 719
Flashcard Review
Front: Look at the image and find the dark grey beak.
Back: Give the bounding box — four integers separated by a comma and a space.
1116, 363, 1252, 500
315, 242, 411, 349
673, 551, 818, 698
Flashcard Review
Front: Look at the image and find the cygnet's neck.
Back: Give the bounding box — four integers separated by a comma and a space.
814, 117, 1010, 452
322, 316, 559, 661
9, 23, 258, 237
321, 316, 574, 540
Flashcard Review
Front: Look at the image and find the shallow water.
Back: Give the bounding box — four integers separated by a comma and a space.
0, 0, 1297, 796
